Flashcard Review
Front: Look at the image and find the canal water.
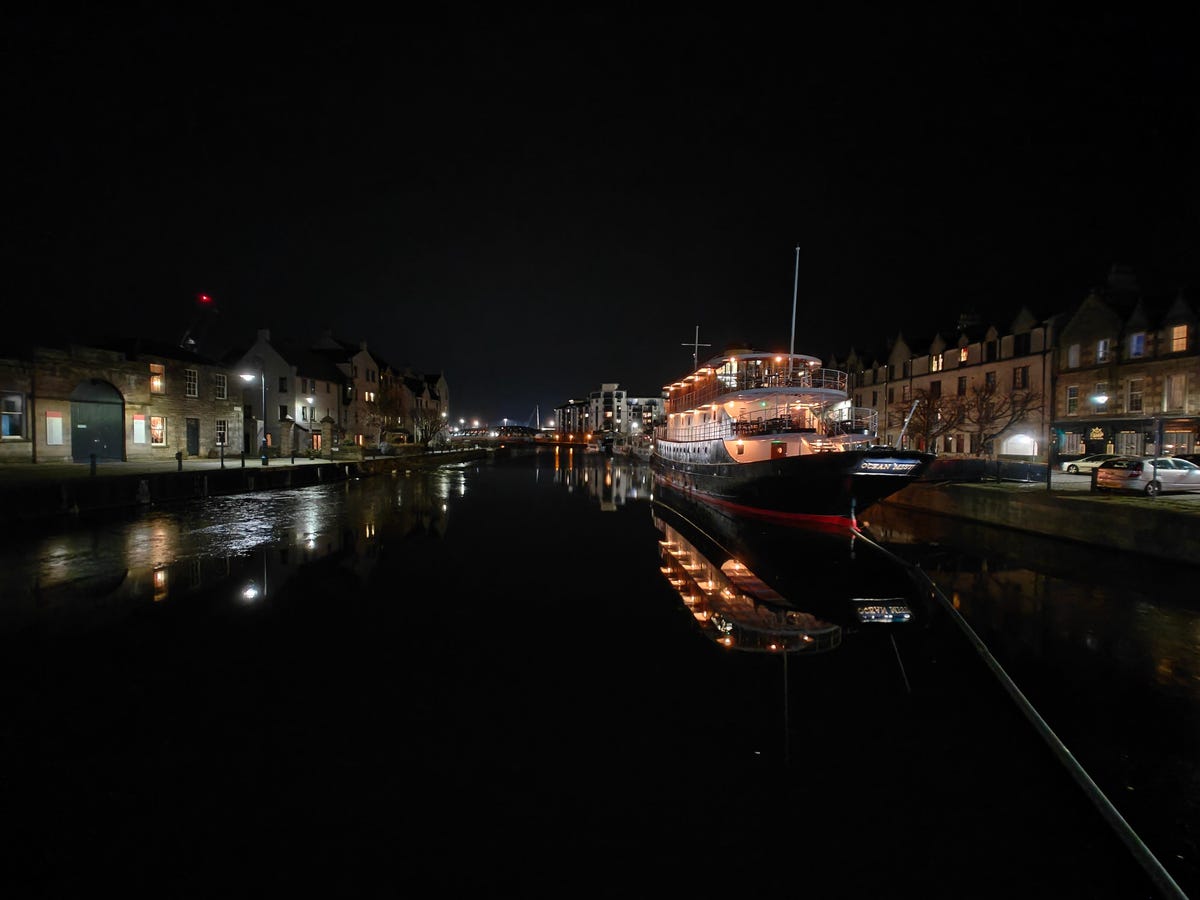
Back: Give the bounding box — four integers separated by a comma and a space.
0, 448, 1194, 896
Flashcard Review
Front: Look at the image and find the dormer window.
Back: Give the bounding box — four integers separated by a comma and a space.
1097, 338, 1112, 363
959, 347, 968, 363
930, 353, 943, 372
1171, 325, 1189, 353
1128, 332, 1145, 358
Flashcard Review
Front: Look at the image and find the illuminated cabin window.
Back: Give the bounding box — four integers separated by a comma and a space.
150, 364, 165, 394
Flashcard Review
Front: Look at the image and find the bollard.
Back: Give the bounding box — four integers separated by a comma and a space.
260, 441, 269, 466
240, 451, 246, 469
89, 453, 97, 476
220, 442, 225, 469
175, 450, 183, 472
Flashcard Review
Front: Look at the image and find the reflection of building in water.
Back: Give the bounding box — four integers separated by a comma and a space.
655, 515, 841, 653
547, 449, 654, 510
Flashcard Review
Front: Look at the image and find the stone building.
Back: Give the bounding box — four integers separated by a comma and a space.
0, 338, 245, 464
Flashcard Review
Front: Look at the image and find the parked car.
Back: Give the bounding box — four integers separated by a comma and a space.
1093, 455, 1200, 496
1059, 453, 1120, 474
1175, 452, 1200, 465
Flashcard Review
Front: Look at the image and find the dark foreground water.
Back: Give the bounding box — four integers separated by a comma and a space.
0, 448, 1194, 897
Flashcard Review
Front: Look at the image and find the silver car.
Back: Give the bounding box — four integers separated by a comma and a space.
1093, 455, 1200, 496
1059, 453, 1119, 474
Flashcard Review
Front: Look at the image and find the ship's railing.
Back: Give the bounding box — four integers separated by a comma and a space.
821, 406, 878, 437
659, 408, 876, 445
666, 366, 849, 413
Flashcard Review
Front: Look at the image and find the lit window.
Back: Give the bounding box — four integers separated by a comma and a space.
930, 353, 943, 372
1128, 333, 1145, 358
1097, 338, 1111, 363
1, 392, 23, 437
1171, 325, 1189, 353
150, 364, 165, 394
150, 416, 166, 446
959, 348, 968, 363
216, 419, 228, 446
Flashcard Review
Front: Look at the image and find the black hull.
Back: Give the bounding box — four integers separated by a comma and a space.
652, 447, 932, 526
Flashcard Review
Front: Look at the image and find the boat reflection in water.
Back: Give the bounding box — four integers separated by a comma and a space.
655, 513, 843, 654
653, 475, 921, 636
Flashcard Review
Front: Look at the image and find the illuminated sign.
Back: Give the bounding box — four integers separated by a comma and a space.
856, 458, 923, 474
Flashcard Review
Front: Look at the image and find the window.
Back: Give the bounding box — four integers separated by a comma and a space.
1062, 432, 1082, 455
278, 376, 288, 393
901, 385, 911, 402
1066, 386, 1079, 415
1115, 431, 1141, 456
930, 353, 943, 372
1097, 338, 1112, 363
1067, 344, 1080, 368
887, 388, 894, 404
1127, 377, 1144, 413
185, 368, 198, 398
1171, 324, 1189, 353
1165, 374, 1186, 411
150, 364, 165, 394
301, 406, 308, 422
956, 347, 966, 364
215, 373, 227, 400
929, 380, 941, 399
1128, 332, 1145, 358
216, 419, 228, 446
278, 405, 287, 421
2, 392, 24, 437
150, 416, 166, 446
1093, 382, 1109, 412
985, 371, 996, 389
1014, 332, 1031, 356
984, 341, 997, 362
957, 376, 967, 396
1012, 366, 1029, 390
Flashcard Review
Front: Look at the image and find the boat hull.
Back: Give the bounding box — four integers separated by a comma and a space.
652, 445, 932, 528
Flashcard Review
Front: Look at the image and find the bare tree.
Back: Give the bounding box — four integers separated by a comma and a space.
961, 381, 1043, 457
367, 372, 409, 445
411, 408, 448, 448
905, 388, 966, 452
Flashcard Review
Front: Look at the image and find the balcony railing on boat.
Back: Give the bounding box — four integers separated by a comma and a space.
657, 406, 878, 445
666, 366, 849, 414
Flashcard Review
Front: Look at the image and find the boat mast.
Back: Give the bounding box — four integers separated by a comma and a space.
788, 244, 799, 381
682, 325, 712, 371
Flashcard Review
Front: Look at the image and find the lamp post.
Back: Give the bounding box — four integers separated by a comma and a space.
241, 365, 268, 465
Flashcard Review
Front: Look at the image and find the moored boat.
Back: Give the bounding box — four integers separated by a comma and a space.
652, 346, 933, 528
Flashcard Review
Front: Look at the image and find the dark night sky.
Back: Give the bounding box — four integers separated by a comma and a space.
5, 6, 1198, 425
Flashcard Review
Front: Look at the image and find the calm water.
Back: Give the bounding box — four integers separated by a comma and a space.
0, 447, 1195, 896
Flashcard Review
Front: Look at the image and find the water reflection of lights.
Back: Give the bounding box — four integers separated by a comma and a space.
655, 515, 841, 654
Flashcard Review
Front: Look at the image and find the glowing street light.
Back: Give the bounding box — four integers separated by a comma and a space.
241, 364, 268, 465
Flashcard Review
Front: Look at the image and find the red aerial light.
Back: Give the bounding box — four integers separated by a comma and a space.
197, 293, 213, 304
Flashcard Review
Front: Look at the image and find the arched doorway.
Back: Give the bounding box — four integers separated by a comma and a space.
70, 379, 124, 462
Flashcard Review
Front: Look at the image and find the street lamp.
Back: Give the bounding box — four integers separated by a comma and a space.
241, 365, 268, 465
